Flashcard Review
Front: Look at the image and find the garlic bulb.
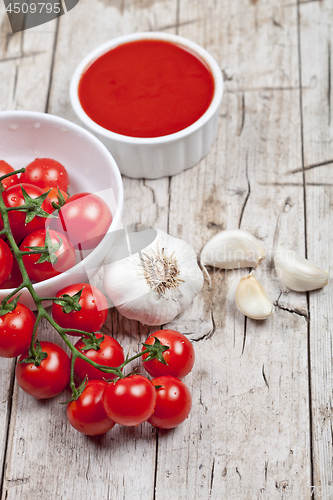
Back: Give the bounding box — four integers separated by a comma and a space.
235, 274, 274, 320
103, 229, 203, 326
200, 229, 265, 270
274, 246, 329, 292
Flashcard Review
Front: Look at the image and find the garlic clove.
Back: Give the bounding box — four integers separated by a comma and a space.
200, 229, 265, 270
235, 274, 274, 320
274, 246, 329, 292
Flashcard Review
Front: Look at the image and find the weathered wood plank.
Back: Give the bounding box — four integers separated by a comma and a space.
155, 0, 312, 498
0, 6, 57, 112
299, 1, 333, 497
0, 7, 23, 111
1, 1, 175, 499
299, 0, 333, 168
0, 4, 25, 487
0, 3, 57, 493
305, 165, 333, 499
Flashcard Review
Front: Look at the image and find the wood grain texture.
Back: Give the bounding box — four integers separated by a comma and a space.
155, 0, 312, 498
0, 5, 57, 112
1, 1, 175, 499
299, 0, 333, 168
0, 3, 57, 494
300, 1, 333, 497
305, 167, 333, 499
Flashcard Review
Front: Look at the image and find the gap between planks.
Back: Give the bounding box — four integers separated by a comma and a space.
0, 16, 60, 497
296, 0, 315, 494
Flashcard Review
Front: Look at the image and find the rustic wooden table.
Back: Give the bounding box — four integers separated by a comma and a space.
0, 0, 332, 499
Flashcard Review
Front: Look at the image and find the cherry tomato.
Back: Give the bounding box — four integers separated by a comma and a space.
20, 229, 76, 282
20, 158, 69, 192
0, 160, 20, 189
0, 183, 54, 243
148, 376, 192, 429
16, 341, 71, 399
48, 192, 112, 250
142, 330, 195, 379
0, 257, 22, 289
43, 186, 68, 206
51, 283, 108, 334
103, 375, 157, 426
0, 239, 13, 286
0, 302, 35, 358
74, 333, 124, 381
67, 380, 115, 436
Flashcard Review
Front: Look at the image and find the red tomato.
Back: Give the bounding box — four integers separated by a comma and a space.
0, 303, 35, 358
67, 380, 115, 436
0, 183, 54, 243
20, 158, 69, 192
148, 376, 192, 429
103, 375, 157, 426
51, 283, 108, 334
20, 229, 76, 282
74, 333, 124, 381
0, 160, 20, 189
48, 192, 112, 250
142, 330, 195, 379
0, 239, 13, 286
0, 257, 22, 289
16, 341, 71, 399
43, 186, 68, 205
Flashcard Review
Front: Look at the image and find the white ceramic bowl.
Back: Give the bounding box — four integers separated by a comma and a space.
70, 32, 223, 179
0, 111, 123, 310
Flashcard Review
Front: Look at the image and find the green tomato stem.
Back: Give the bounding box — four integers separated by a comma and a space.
118, 349, 150, 370
0, 168, 25, 183
4, 206, 35, 212
69, 354, 78, 397
18, 250, 48, 256
4, 283, 25, 302
29, 312, 43, 357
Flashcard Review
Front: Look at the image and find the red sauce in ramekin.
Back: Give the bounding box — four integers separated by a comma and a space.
78, 40, 215, 138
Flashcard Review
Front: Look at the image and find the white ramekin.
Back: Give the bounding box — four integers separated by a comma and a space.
70, 32, 223, 179
0, 111, 123, 310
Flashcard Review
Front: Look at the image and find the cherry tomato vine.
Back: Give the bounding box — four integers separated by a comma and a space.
0, 167, 170, 404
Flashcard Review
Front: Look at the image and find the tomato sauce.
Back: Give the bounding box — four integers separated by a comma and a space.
78, 40, 215, 138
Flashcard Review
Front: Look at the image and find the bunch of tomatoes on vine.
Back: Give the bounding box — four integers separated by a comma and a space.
0, 158, 194, 436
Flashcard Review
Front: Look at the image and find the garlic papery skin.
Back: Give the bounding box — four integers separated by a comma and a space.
235, 274, 274, 320
274, 246, 329, 292
103, 229, 204, 326
200, 229, 265, 270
